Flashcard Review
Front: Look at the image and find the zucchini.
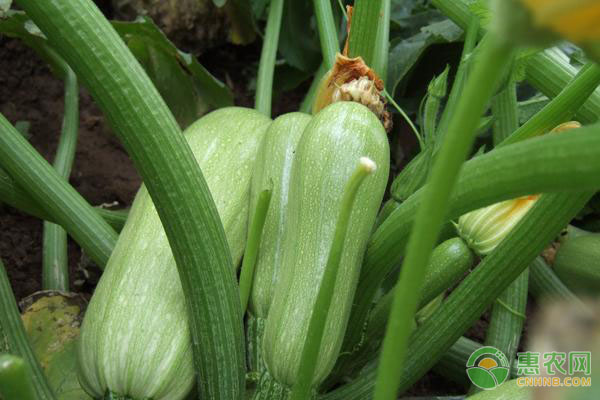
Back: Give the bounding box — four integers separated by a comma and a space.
554, 233, 600, 294
77, 108, 271, 400
261, 102, 390, 390
249, 112, 312, 319
246, 113, 311, 374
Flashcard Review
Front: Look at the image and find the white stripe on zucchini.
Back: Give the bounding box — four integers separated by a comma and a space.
262, 102, 390, 388
77, 108, 271, 400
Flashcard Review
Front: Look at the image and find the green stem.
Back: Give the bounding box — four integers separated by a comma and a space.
15, 1, 245, 398
347, 0, 383, 70
239, 190, 272, 313
0, 168, 127, 231
373, 0, 390, 80
254, 0, 284, 116
313, 0, 339, 69
423, 66, 449, 144
42, 50, 79, 291
478, 270, 528, 388
290, 158, 376, 400
499, 63, 600, 146
373, 35, 514, 400
300, 62, 327, 113
492, 81, 518, 145
529, 256, 585, 306
435, 16, 480, 149
0, 355, 37, 400
0, 114, 117, 268
0, 260, 55, 400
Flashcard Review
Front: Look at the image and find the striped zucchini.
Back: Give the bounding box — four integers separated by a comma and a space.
246, 113, 311, 373
77, 108, 270, 400
249, 112, 312, 319
261, 102, 390, 390
554, 233, 600, 294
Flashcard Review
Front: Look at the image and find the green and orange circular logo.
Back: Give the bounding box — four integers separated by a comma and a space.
466, 346, 510, 390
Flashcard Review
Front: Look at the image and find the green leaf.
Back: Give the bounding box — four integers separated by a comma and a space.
278, 0, 321, 72
112, 17, 233, 128
387, 19, 463, 94
213, 0, 227, 7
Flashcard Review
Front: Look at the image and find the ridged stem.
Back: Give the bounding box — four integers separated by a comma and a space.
290, 158, 376, 400
0, 260, 55, 399
373, 35, 514, 400
255, 0, 284, 116
347, 0, 384, 75
313, 0, 339, 69
42, 49, 79, 291
15, 0, 245, 398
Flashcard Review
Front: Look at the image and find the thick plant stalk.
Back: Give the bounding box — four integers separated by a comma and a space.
14, 1, 245, 399
373, 34, 514, 400
0, 114, 117, 267
0, 260, 55, 400
290, 158, 376, 400
347, 0, 383, 72
313, 0, 339, 69
43, 52, 79, 292
255, 0, 284, 116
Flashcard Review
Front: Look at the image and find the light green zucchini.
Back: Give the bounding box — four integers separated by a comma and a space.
261, 102, 390, 390
246, 112, 311, 373
554, 233, 600, 294
77, 107, 270, 400
248, 112, 312, 319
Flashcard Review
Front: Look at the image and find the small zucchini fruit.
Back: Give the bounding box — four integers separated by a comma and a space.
261, 102, 390, 390
248, 112, 312, 319
246, 112, 311, 373
77, 107, 270, 400
554, 233, 600, 294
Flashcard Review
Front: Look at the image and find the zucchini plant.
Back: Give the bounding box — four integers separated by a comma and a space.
1, 1, 600, 400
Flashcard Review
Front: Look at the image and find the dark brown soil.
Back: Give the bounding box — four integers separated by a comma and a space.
0, 37, 142, 299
